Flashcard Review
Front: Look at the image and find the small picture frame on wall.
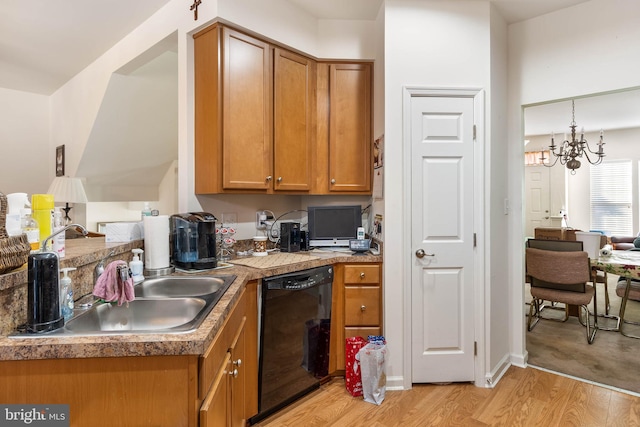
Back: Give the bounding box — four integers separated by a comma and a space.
56, 145, 65, 177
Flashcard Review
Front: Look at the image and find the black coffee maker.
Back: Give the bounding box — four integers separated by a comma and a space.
170, 212, 217, 270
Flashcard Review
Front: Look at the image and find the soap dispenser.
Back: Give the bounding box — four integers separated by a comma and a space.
130, 249, 144, 284
59, 267, 76, 321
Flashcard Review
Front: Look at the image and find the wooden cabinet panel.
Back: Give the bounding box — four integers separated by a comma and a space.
222, 27, 272, 190
0, 355, 199, 427
195, 23, 373, 195
199, 287, 246, 399
328, 63, 372, 193
244, 281, 259, 418
331, 263, 382, 373
273, 48, 315, 191
230, 317, 246, 427
200, 353, 231, 427
344, 264, 380, 284
194, 25, 222, 194
199, 283, 257, 426
344, 286, 381, 326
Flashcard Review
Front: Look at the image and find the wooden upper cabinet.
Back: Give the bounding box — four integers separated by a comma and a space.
222, 28, 272, 191
193, 25, 272, 193
273, 48, 315, 192
328, 63, 372, 193
194, 24, 221, 194
194, 23, 372, 195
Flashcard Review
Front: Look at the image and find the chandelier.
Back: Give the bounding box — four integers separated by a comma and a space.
540, 100, 605, 175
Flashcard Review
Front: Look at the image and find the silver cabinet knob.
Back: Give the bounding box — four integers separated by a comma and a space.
266, 176, 272, 182
277, 177, 282, 183
331, 178, 336, 184
233, 359, 242, 367
360, 272, 365, 278
360, 305, 366, 312
229, 368, 238, 378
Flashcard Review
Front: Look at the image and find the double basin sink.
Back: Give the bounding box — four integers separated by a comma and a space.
18, 275, 236, 337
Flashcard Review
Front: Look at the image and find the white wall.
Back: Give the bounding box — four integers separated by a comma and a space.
564, 127, 640, 234
0, 88, 50, 195
384, 0, 497, 388
488, 4, 510, 380
508, 0, 640, 362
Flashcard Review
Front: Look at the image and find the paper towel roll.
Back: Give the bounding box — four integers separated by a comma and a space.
144, 215, 170, 269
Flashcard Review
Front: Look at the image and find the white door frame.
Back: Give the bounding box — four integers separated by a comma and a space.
402, 86, 486, 388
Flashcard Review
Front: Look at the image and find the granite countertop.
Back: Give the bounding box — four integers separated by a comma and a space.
0, 243, 381, 361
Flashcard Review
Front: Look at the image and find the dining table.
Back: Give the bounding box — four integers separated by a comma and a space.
591, 250, 640, 336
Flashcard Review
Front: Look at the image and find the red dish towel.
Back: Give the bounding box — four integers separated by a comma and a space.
93, 260, 135, 306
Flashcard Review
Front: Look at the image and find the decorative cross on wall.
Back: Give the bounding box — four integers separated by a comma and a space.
190, 0, 202, 20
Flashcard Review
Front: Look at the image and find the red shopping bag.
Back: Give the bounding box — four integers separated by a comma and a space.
345, 336, 367, 397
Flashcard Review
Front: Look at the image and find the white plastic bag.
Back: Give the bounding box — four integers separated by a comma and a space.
356, 341, 388, 405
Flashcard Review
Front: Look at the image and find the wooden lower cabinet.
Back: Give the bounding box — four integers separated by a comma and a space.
0, 355, 199, 427
0, 282, 258, 427
199, 281, 258, 427
330, 263, 382, 374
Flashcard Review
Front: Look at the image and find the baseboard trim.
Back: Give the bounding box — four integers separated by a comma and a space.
386, 375, 406, 390
510, 350, 528, 368
484, 354, 511, 388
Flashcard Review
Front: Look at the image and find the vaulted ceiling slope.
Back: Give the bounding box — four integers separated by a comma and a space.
1, 0, 589, 96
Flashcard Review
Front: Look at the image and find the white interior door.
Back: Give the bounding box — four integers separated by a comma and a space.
525, 166, 551, 237
410, 94, 476, 383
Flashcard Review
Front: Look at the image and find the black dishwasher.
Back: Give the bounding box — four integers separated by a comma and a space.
250, 265, 333, 424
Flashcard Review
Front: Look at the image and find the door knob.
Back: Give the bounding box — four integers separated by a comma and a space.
415, 249, 435, 258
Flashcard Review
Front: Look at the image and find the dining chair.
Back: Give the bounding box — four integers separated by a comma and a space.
526, 238, 616, 329
526, 247, 598, 344
525, 239, 584, 319
616, 277, 640, 339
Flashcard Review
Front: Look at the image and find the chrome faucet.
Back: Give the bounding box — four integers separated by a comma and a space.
42, 223, 89, 253
94, 249, 116, 283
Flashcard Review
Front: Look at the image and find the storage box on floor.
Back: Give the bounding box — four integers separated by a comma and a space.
534, 227, 579, 241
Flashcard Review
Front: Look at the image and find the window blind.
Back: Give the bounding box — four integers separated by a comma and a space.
590, 159, 632, 235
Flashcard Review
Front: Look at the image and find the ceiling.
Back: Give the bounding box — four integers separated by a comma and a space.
524, 89, 640, 137
1, 0, 591, 96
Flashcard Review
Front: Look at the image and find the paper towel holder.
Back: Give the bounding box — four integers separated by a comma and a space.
144, 265, 175, 278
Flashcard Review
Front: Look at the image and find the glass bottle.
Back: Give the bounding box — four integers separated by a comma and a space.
20, 208, 40, 253
52, 208, 66, 257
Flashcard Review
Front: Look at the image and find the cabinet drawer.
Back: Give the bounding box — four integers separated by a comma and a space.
344, 264, 380, 284
344, 287, 380, 326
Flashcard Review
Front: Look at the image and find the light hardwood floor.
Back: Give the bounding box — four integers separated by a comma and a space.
255, 366, 640, 426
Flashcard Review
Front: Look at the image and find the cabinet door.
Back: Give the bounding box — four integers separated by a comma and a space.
230, 316, 247, 427
273, 48, 315, 192
328, 63, 372, 192
222, 27, 273, 190
194, 24, 222, 194
200, 353, 231, 427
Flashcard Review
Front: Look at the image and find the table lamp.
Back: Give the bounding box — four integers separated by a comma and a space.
46, 176, 88, 223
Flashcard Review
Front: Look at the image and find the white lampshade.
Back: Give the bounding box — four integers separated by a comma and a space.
47, 177, 88, 204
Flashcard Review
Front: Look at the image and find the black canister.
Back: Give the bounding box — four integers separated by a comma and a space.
26, 252, 64, 333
